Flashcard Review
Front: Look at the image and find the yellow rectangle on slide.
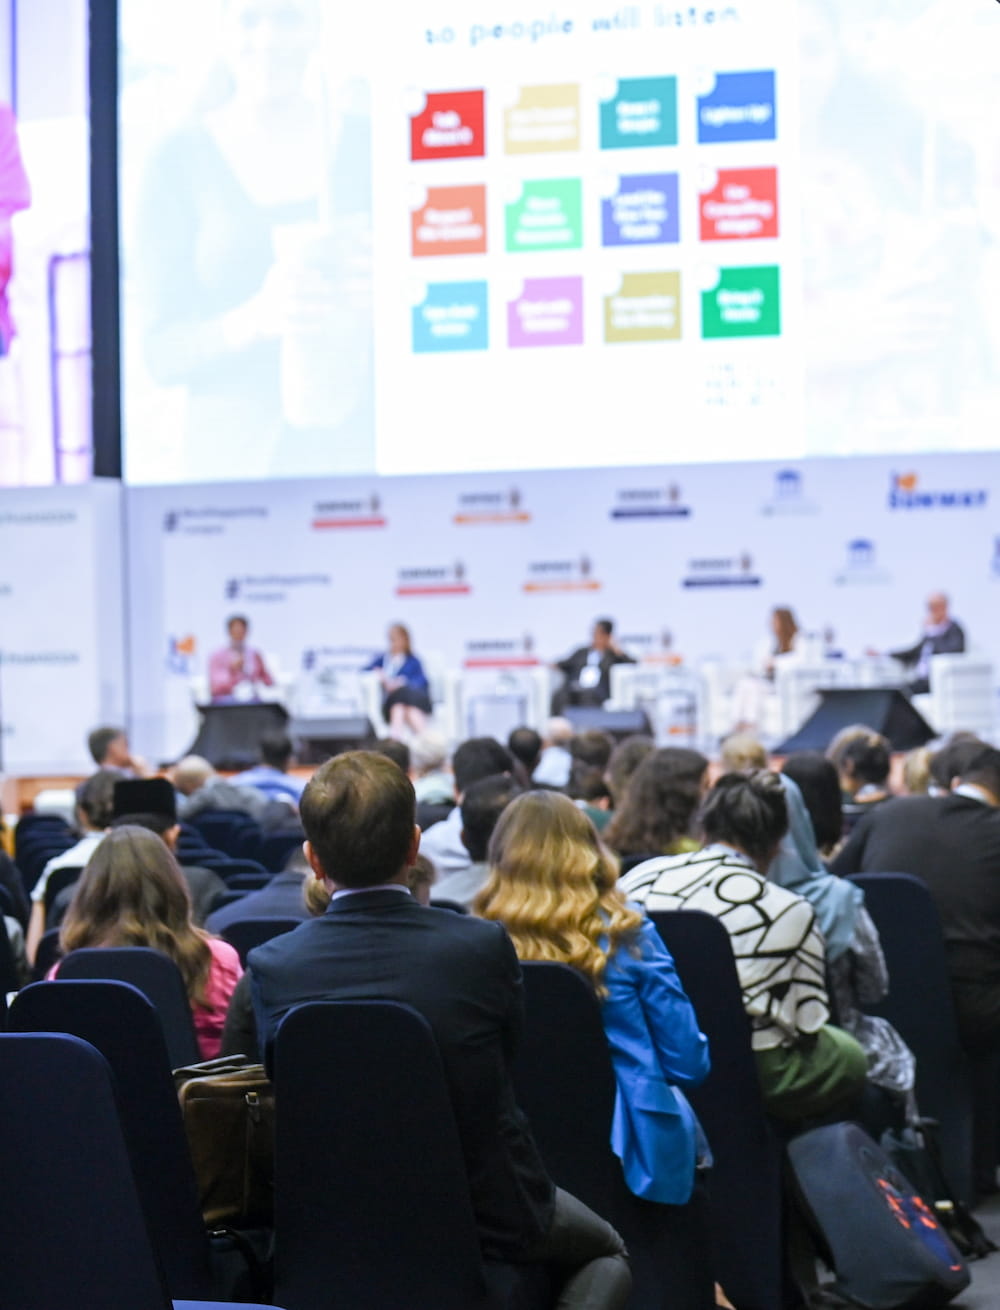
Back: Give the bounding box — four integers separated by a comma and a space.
505, 85, 580, 154
605, 272, 682, 342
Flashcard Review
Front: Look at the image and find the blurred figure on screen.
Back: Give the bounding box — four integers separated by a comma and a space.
209, 614, 274, 701
132, 0, 372, 479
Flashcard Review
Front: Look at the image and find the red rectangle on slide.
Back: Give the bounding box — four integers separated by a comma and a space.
412, 185, 488, 257
700, 167, 778, 241
411, 90, 486, 162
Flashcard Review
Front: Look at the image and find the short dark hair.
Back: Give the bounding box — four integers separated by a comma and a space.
958, 746, 1000, 800
930, 735, 988, 791
781, 753, 843, 852
570, 730, 614, 772
508, 727, 542, 773
87, 726, 124, 765
700, 771, 789, 866
371, 738, 411, 773
840, 734, 890, 787
595, 618, 614, 636
301, 751, 415, 888
605, 747, 708, 856
606, 734, 655, 805
460, 774, 523, 862
453, 737, 515, 795
260, 731, 294, 770
227, 614, 249, 631
75, 769, 119, 829
568, 765, 612, 805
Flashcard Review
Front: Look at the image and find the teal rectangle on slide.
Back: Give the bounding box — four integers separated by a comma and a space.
413, 281, 489, 353
600, 77, 678, 149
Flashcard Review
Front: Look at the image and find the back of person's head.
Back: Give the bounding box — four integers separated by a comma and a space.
930, 734, 987, 792
173, 755, 214, 796
60, 824, 211, 1002
508, 726, 542, 773
957, 746, 1000, 802
700, 770, 789, 868
595, 618, 614, 637
452, 736, 514, 795
838, 733, 890, 788
476, 790, 639, 995
901, 747, 932, 796
409, 730, 448, 777
74, 769, 119, 832
87, 726, 126, 767
568, 765, 613, 807
407, 853, 436, 905
370, 738, 411, 774
606, 734, 655, 805
112, 777, 177, 826
720, 732, 768, 772
605, 747, 709, 856
260, 731, 294, 770
826, 725, 877, 773
542, 716, 575, 748
570, 730, 615, 772
301, 751, 416, 888
780, 752, 843, 853
460, 774, 524, 862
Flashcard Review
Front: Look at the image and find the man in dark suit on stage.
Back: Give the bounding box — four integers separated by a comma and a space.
248, 751, 630, 1308
553, 619, 635, 713
888, 591, 966, 694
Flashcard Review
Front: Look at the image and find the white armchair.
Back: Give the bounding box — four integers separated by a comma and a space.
912, 653, 996, 739
609, 663, 707, 748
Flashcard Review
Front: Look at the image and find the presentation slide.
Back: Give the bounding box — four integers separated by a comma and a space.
118, 0, 1000, 485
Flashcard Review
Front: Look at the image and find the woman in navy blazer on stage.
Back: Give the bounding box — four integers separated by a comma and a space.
475, 790, 711, 1207
365, 623, 432, 737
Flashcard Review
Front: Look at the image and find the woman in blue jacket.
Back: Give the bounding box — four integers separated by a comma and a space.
365, 623, 432, 737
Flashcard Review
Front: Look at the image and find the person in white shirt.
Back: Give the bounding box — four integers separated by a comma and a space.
419, 737, 515, 879
532, 717, 575, 789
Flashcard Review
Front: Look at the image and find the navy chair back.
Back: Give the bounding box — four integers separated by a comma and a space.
9, 980, 212, 1299
0, 914, 21, 996
274, 1000, 496, 1310
32, 927, 62, 981
258, 830, 303, 872
190, 811, 261, 860
43, 864, 83, 917
649, 911, 787, 1310
220, 861, 271, 884
222, 917, 300, 966
58, 946, 200, 1068
16, 833, 75, 893
515, 962, 715, 1310
848, 872, 973, 1203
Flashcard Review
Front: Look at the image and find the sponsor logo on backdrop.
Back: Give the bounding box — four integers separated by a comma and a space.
463, 635, 539, 668
0, 509, 75, 526
523, 556, 602, 593
167, 635, 197, 676
0, 651, 81, 665
682, 552, 761, 588
312, 494, 387, 530
396, 561, 471, 597
224, 574, 332, 603
454, 487, 531, 525
618, 630, 681, 663
888, 472, 988, 511
761, 468, 818, 516
834, 539, 891, 585
0, 583, 13, 598
163, 506, 269, 536
301, 645, 377, 672
610, 484, 691, 521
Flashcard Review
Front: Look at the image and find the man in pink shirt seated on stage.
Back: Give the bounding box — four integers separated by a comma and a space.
208, 614, 274, 701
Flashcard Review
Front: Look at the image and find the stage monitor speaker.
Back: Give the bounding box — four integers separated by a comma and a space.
190, 701, 290, 771
289, 716, 375, 765
776, 688, 935, 755
564, 707, 653, 741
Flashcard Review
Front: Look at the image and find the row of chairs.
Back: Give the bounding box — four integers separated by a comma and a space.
184, 812, 302, 875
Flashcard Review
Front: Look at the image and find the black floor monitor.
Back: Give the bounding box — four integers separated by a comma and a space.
563, 707, 653, 741
776, 688, 935, 754
289, 716, 376, 765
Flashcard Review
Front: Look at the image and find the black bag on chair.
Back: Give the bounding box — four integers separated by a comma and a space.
788, 1122, 970, 1309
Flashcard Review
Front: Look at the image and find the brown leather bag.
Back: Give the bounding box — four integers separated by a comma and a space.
174, 1055, 274, 1228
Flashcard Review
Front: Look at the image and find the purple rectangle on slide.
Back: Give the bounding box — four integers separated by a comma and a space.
508, 277, 584, 347
602, 173, 679, 246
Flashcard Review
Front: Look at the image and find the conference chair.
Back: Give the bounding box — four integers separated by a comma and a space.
515, 962, 716, 1310
221, 917, 300, 967
217, 859, 271, 884
9, 980, 214, 1299
914, 652, 996, 740
273, 1000, 548, 1310
16, 831, 76, 893
429, 898, 469, 915
0, 914, 21, 996
848, 873, 974, 1205
14, 811, 70, 859
258, 830, 304, 872
189, 811, 262, 860
31, 926, 62, 980
0, 1031, 284, 1310
42, 863, 83, 919
58, 946, 200, 1068
649, 911, 789, 1310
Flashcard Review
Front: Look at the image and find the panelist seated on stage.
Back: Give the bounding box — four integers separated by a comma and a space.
208, 614, 274, 702
552, 618, 635, 712
875, 591, 966, 695
364, 623, 432, 737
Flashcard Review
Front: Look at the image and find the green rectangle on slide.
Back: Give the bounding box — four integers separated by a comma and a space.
505, 178, 583, 252
600, 77, 678, 149
702, 265, 781, 337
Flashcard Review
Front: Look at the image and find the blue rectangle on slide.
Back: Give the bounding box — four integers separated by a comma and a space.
697, 71, 776, 143
602, 173, 680, 247
413, 282, 489, 353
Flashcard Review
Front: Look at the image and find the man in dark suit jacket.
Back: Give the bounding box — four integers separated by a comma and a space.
889, 591, 966, 694
206, 864, 308, 934
249, 752, 630, 1307
553, 619, 635, 713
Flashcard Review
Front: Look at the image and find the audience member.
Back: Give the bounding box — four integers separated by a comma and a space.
476, 791, 710, 1207
248, 752, 632, 1306
0, 847, 28, 928
419, 737, 515, 877
928, 734, 987, 795
719, 733, 767, 774
568, 765, 614, 831
409, 730, 454, 806
231, 731, 306, 806
621, 772, 867, 1122
54, 825, 241, 1059
827, 727, 892, 833
887, 591, 966, 695
605, 734, 654, 807
208, 614, 273, 702
552, 618, 635, 712
570, 730, 615, 774
780, 752, 844, 856
173, 754, 271, 821
364, 622, 432, 738
26, 769, 118, 962
370, 737, 411, 773
433, 774, 523, 909
207, 846, 311, 934
901, 747, 932, 796
605, 748, 709, 862
87, 725, 147, 775
532, 716, 575, 788
508, 726, 543, 779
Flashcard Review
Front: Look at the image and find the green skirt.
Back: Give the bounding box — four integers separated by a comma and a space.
755, 1025, 868, 1123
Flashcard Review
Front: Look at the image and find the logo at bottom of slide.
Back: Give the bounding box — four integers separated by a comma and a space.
413, 282, 489, 353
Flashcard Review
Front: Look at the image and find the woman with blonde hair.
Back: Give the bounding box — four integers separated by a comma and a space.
55, 826, 242, 1059
364, 622, 432, 738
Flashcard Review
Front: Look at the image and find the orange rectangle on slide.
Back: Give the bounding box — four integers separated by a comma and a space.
412, 185, 488, 257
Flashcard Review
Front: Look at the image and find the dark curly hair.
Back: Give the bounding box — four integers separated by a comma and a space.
605, 748, 708, 857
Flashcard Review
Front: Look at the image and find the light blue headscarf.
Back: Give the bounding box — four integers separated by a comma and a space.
769, 774, 863, 962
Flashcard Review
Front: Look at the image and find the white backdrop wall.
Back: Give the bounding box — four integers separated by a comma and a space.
126, 450, 1000, 764
0, 480, 124, 773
